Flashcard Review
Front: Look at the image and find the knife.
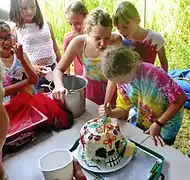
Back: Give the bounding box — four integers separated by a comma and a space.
69, 137, 80, 152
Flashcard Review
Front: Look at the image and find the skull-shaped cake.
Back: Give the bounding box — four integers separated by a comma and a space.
80, 117, 136, 167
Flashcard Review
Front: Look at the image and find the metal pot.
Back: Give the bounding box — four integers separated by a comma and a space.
63, 75, 88, 118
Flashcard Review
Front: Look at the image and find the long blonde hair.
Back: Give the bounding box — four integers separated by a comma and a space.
84, 8, 113, 34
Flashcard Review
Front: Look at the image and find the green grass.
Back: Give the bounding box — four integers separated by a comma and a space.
39, 0, 190, 154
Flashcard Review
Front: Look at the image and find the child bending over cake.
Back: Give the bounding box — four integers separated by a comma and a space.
99, 46, 187, 147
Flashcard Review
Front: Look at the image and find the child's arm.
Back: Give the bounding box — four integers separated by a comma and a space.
47, 22, 61, 62
4, 44, 38, 96
104, 80, 117, 104
0, 85, 9, 150
158, 46, 168, 72
110, 108, 129, 118
52, 36, 84, 100
99, 105, 129, 119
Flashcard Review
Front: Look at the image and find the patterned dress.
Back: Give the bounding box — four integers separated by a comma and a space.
116, 62, 184, 140
3, 55, 33, 102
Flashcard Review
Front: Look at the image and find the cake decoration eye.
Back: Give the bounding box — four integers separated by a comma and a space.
113, 129, 118, 135
94, 135, 101, 141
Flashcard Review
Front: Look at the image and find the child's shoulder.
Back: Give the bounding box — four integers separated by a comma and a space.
65, 34, 85, 51
144, 29, 165, 50
64, 32, 76, 43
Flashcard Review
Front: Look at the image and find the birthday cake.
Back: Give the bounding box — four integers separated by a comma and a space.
80, 117, 136, 167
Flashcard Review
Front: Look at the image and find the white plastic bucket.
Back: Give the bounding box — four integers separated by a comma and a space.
38, 150, 73, 180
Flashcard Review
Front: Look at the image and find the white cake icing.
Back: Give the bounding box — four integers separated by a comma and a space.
80, 117, 136, 167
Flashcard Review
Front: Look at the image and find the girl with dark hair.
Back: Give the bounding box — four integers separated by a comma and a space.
9, 0, 61, 93
0, 20, 38, 102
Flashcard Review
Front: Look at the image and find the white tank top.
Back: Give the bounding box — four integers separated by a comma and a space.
16, 21, 56, 66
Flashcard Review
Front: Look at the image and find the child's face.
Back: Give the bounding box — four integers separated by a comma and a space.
67, 12, 85, 35
109, 65, 138, 85
0, 27, 15, 55
87, 24, 112, 51
20, 0, 36, 22
116, 17, 139, 40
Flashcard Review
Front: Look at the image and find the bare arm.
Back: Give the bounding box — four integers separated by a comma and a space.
47, 21, 61, 62
158, 46, 168, 72
104, 80, 117, 104
5, 45, 38, 96
158, 93, 187, 125
0, 86, 9, 149
110, 108, 129, 119
53, 36, 84, 89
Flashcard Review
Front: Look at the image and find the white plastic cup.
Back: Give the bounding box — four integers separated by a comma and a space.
38, 150, 73, 180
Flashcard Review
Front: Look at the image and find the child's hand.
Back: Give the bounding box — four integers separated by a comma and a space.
12, 43, 24, 61
99, 103, 112, 117
52, 86, 68, 103
73, 158, 86, 180
144, 122, 165, 147
33, 65, 47, 77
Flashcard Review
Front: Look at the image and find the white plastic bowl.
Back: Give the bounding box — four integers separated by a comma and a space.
38, 149, 73, 180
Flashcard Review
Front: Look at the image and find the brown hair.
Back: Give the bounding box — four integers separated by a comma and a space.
113, 1, 140, 26
0, 19, 11, 30
9, 0, 44, 29
102, 45, 140, 78
65, 1, 88, 17
84, 8, 112, 34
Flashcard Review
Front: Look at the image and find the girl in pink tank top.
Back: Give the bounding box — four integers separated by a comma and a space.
63, 1, 88, 75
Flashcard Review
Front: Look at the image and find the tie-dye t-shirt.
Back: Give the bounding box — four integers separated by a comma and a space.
116, 62, 184, 140
3, 55, 33, 102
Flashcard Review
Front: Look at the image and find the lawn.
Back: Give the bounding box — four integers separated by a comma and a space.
38, 0, 190, 154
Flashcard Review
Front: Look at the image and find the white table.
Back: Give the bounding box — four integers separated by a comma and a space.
3, 99, 190, 180
141, 137, 190, 180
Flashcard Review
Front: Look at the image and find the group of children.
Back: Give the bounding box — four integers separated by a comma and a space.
0, 0, 187, 179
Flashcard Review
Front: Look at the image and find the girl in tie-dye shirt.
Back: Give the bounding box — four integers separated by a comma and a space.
99, 46, 187, 146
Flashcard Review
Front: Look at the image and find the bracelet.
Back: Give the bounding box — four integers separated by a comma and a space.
155, 120, 165, 128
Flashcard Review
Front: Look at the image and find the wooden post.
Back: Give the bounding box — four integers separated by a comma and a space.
143, 0, 147, 28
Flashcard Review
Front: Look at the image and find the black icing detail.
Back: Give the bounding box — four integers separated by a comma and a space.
95, 148, 107, 158
115, 140, 120, 149
107, 149, 115, 156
